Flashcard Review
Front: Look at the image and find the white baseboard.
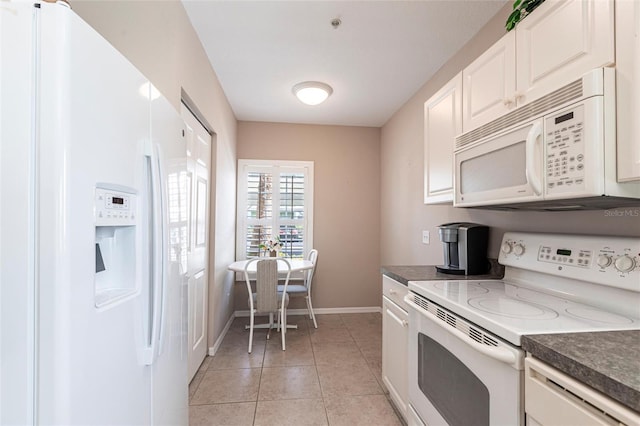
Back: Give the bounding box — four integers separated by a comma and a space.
234, 306, 381, 318
208, 312, 236, 356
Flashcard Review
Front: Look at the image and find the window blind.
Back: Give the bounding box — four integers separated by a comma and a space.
237, 160, 314, 261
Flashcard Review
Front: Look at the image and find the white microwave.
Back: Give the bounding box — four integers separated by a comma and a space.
454, 68, 640, 210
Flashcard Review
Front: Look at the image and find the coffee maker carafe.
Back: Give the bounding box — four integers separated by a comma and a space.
436, 222, 489, 275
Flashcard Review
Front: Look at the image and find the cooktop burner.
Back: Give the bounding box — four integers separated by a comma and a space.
564, 307, 634, 325
468, 295, 559, 320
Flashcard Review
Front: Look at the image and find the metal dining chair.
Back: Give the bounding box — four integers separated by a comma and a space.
278, 249, 318, 328
243, 258, 292, 353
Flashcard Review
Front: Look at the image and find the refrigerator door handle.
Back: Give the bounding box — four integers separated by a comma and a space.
153, 143, 168, 356
142, 141, 165, 366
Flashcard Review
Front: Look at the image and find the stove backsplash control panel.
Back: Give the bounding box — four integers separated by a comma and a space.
499, 232, 639, 292
537, 245, 592, 268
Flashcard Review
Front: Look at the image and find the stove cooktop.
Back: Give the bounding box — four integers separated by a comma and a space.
408, 279, 639, 346
409, 232, 640, 346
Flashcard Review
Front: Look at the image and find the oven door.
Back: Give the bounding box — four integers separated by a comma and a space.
405, 293, 524, 426
454, 119, 544, 207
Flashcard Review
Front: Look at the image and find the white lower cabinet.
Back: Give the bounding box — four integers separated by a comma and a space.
382, 276, 409, 420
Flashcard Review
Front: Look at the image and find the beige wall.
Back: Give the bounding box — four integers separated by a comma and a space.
236, 122, 381, 310
73, 0, 238, 349
380, 3, 640, 268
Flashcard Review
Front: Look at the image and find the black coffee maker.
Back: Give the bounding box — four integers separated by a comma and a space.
436, 222, 489, 275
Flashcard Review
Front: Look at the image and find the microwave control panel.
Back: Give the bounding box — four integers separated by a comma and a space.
545, 104, 585, 193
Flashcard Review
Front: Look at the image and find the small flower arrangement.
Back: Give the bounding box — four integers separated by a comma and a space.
259, 237, 283, 256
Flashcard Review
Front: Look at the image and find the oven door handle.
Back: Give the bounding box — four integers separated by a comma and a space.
406, 297, 518, 367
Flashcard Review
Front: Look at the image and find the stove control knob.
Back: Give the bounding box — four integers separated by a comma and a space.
501, 242, 513, 254
513, 244, 525, 256
596, 254, 612, 268
614, 255, 636, 273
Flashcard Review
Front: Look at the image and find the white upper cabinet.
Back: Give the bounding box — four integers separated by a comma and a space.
462, 0, 614, 134
462, 31, 516, 133
615, 0, 640, 182
424, 73, 463, 204
515, 0, 614, 104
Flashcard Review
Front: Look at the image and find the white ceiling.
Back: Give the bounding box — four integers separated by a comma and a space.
182, 1, 507, 127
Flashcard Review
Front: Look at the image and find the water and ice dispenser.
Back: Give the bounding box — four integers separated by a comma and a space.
94, 184, 138, 308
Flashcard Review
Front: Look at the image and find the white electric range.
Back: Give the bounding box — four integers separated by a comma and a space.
404, 232, 640, 426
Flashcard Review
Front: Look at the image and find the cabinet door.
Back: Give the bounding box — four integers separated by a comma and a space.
462, 30, 516, 133
382, 296, 409, 420
424, 73, 462, 204
516, 0, 614, 105
615, 0, 640, 182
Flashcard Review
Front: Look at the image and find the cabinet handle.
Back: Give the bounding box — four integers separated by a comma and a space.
389, 289, 397, 295
503, 97, 514, 106
386, 308, 408, 328
514, 91, 525, 102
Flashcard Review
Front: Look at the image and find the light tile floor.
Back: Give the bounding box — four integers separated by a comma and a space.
189, 313, 403, 426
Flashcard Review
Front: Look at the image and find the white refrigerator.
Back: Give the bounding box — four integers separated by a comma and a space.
1, 1, 188, 424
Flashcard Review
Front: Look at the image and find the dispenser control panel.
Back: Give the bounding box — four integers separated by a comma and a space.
95, 186, 136, 226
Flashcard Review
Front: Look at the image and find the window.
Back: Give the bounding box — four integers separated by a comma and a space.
236, 160, 314, 260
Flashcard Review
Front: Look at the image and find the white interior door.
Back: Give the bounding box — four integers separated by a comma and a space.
181, 103, 211, 382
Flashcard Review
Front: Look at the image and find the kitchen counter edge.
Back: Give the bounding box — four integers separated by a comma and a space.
381, 259, 504, 286
522, 330, 640, 412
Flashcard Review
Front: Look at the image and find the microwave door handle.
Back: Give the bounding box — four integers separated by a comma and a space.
526, 122, 543, 195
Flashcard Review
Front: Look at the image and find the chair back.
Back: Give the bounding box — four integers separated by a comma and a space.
256, 259, 278, 312
244, 258, 292, 313
305, 249, 318, 291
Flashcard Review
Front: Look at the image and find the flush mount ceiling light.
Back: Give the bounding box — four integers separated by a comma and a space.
292, 81, 333, 106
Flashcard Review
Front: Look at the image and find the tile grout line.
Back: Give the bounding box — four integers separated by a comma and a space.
307, 317, 331, 426
342, 314, 404, 425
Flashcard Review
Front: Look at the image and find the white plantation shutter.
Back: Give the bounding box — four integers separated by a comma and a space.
237, 160, 314, 261
245, 170, 274, 258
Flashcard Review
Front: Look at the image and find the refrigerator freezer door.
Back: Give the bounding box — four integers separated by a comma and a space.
150, 90, 189, 426
35, 4, 151, 424
0, 3, 37, 424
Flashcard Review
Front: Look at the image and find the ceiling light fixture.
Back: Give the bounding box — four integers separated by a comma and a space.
292, 81, 333, 106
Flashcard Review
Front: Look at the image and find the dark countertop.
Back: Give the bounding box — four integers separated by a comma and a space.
381, 259, 504, 286
522, 331, 640, 412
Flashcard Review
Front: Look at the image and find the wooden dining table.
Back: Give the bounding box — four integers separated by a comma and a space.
228, 257, 315, 330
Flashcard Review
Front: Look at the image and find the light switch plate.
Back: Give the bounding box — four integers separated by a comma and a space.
422, 230, 430, 244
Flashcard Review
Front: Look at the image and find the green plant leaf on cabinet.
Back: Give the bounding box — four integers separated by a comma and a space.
506, 0, 546, 31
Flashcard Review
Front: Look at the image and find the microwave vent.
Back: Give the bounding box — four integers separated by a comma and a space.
456, 78, 583, 150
